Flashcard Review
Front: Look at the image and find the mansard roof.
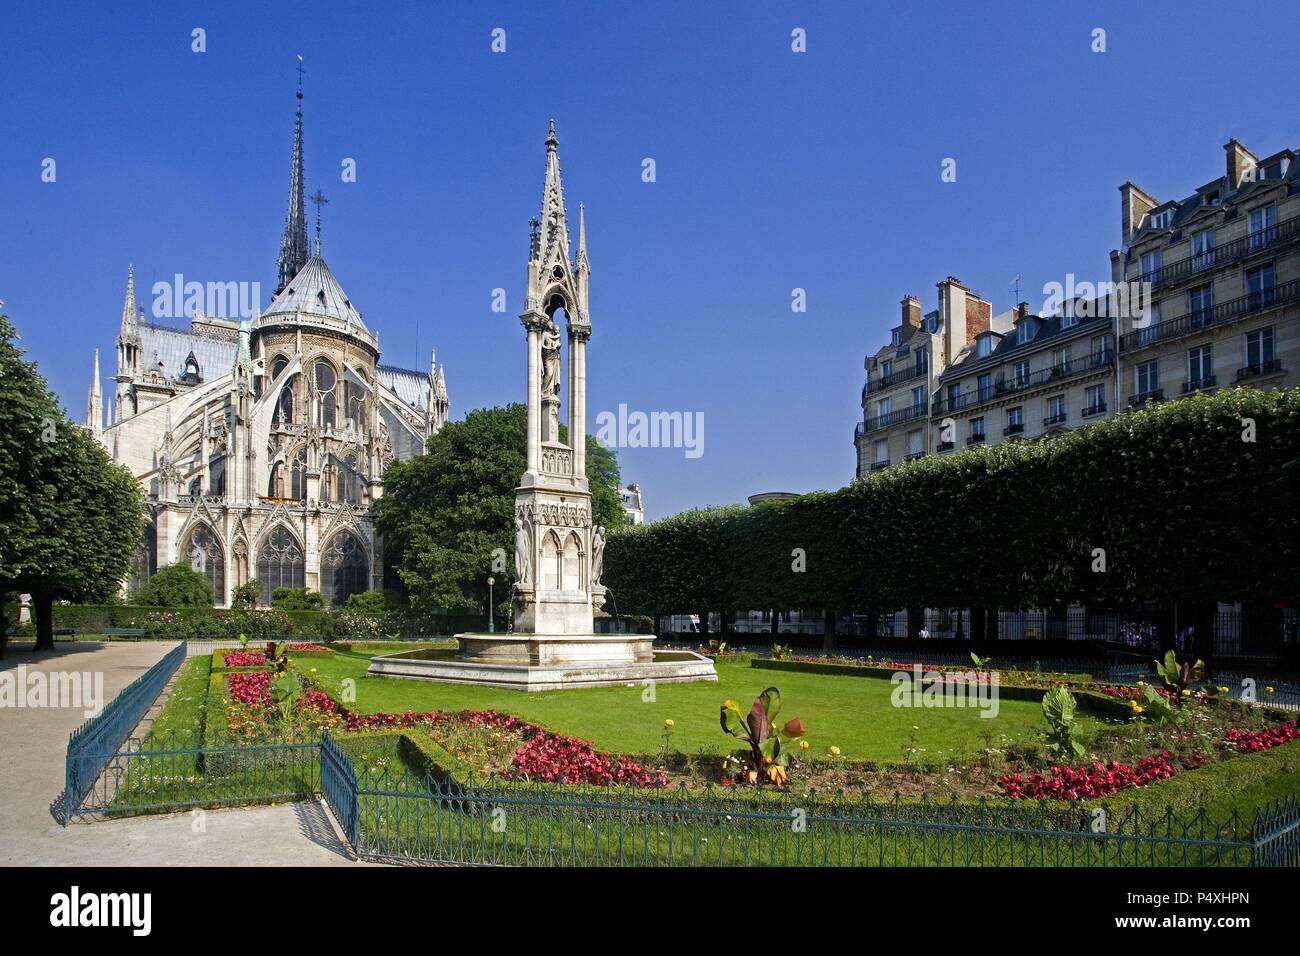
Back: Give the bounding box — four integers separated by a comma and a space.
138, 321, 237, 385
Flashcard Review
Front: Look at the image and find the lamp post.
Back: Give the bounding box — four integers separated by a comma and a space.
487, 576, 495, 633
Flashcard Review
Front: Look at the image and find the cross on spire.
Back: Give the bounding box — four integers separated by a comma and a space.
311, 188, 329, 256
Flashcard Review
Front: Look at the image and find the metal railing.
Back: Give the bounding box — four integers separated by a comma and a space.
860, 404, 928, 435
1134, 215, 1300, 291
1236, 360, 1283, 382
934, 354, 1114, 415
63, 641, 187, 820
1121, 278, 1300, 351
866, 364, 927, 394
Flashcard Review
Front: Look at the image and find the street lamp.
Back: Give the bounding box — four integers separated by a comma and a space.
487, 576, 495, 633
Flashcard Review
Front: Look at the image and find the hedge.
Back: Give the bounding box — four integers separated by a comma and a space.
605, 388, 1300, 619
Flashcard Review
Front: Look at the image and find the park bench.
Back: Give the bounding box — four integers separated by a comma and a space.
52, 627, 76, 639
103, 627, 145, 640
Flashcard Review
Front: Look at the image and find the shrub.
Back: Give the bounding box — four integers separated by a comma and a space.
231, 580, 261, 610
345, 590, 388, 614
134, 563, 215, 607
271, 587, 325, 610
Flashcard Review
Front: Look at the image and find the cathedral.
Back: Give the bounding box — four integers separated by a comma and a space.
85, 80, 450, 608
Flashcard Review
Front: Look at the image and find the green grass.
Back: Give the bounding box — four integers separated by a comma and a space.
301, 649, 1081, 762
142, 655, 210, 745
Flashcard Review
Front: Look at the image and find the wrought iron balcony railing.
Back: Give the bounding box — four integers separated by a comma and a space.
1181, 376, 1218, 394
932, 353, 1114, 415
1120, 278, 1300, 351
1236, 359, 1283, 381
1134, 215, 1300, 291
859, 403, 929, 434
865, 364, 928, 394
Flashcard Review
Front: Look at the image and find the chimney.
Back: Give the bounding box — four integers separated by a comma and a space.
1224, 138, 1258, 189
964, 294, 991, 346
1119, 181, 1158, 245
938, 278, 968, 363
901, 295, 921, 334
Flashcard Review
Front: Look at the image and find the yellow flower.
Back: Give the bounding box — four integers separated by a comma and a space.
1181, 689, 1191, 697
798, 739, 809, 750
912, 725, 919, 731
1136, 680, 1145, 687
664, 719, 674, 727
1266, 687, 1275, 695
829, 745, 841, 756
1133, 705, 1144, 714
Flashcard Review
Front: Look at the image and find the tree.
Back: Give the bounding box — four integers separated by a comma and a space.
0, 309, 143, 653
377, 403, 626, 614
271, 587, 325, 610
135, 562, 215, 608
230, 579, 261, 609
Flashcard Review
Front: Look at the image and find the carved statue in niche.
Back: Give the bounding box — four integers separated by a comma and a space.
540, 321, 561, 397
589, 525, 606, 588
514, 512, 534, 587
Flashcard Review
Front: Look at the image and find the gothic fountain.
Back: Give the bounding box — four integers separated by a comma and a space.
367, 123, 715, 691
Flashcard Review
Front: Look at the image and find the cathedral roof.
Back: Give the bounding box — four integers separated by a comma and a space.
138, 322, 237, 385
263, 255, 371, 335
377, 364, 430, 409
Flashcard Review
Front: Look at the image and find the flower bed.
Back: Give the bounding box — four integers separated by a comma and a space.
999, 721, 1300, 800
221, 650, 267, 668
334, 707, 667, 788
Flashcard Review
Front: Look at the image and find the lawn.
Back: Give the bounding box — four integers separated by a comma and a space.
295, 649, 1073, 763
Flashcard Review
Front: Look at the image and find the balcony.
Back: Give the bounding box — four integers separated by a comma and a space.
1043, 413, 1068, 427
966, 433, 986, 446
1081, 402, 1108, 418
937, 440, 955, 453
1003, 422, 1024, 436
904, 451, 926, 462
1128, 388, 1164, 408
1121, 278, 1300, 352
1134, 215, 1300, 292
1236, 359, 1283, 382
1181, 375, 1218, 394
865, 364, 927, 394
859, 403, 928, 435
870, 459, 891, 471
933, 353, 1114, 415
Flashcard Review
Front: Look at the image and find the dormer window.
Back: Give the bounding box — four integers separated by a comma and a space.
1018, 321, 1035, 345
1149, 209, 1174, 230
976, 334, 994, 359
180, 351, 202, 385
890, 328, 902, 347
1203, 189, 1220, 205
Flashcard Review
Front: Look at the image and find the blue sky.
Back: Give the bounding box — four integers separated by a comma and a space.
2, 1, 1296, 519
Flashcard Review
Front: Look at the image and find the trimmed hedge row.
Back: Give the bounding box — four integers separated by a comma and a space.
606, 388, 1300, 618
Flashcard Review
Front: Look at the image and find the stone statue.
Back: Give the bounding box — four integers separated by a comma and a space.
514, 513, 533, 587
589, 525, 606, 588
540, 323, 561, 397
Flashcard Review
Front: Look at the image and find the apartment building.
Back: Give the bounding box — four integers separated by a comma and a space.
856, 138, 1299, 470
1112, 139, 1299, 406
855, 278, 1004, 475
934, 303, 1116, 452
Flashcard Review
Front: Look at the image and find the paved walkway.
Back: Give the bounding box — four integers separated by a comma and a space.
0, 641, 366, 866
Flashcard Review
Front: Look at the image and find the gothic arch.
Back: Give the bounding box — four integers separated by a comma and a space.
319, 529, 370, 607
179, 521, 225, 605
540, 529, 562, 590
256, 523, 305, 604
561, 530, 583, 591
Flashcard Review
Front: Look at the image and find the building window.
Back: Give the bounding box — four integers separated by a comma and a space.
1149, 210, 1173, 230
1013, 360, 1030, 387
890, 329, 901, 347
1250, 206, 1277, 249
876, 396, 891, 418
208, 454, 225, 497
289, 447, 306, 501
182, 525, 224, 605
1136, 360, 1159, 396
314, 360, 338, 428
907, 429, 923, 457
1092, 334, 1113, 364
1139, 250, 1162, 279
321, 532, 370, 607
1018, 321, 1034, 345
129, 522, 158, 597
976, 335, 994, 359
969, 417, 985, 441
1005, 406, 1023, 435
1188, 344, 1214, 388
910, 386, 926, 413
1246, 263, 1275, 310
1052, 346, 1070, 372
947, 383, 962, 411
257, 526, 305, 605
1243, 327, 1276, 378
873, 439, 888, 464
977, 373, 992, 401
915, 350, 928, 374
1191, 229, 1215, 272
1045, 395, 1066, 426
1084, 384, 1105, 415
1189, 284, 1213, 325
881, 359, 893, 381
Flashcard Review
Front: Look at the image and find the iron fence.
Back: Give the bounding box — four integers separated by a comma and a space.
63, 640, 187, 819
313, 734, 1300, 867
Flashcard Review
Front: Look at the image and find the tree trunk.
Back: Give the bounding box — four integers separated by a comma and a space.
969, 607, 985, 650
770, 611, 780, 637
822, 609, 838, 654
652, 614, 661, 638
720, 610, 732, 637
1155, 604, 1177, 655
697, 609, 710, 636
864, 609, 880, 642
907, 606, 924, 639
0, 592, 8, 660
34, 593, 55, 652
985, 606, 1001, 645
1189, 600, 1217, 673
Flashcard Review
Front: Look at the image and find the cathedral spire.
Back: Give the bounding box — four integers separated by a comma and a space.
275, 65, 309, 296
86, 348, 103, 436
119, 264, 139, 341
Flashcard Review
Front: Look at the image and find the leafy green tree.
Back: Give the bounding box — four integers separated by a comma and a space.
230, 579, 261, 609
0, 310, 143, 652
136, 562, 215, 608
377, 403, 626, 614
